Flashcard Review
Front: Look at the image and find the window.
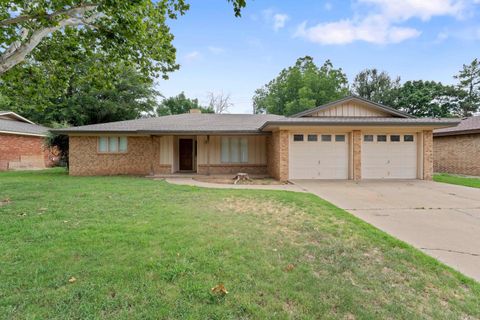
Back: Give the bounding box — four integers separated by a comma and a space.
364, 135, 374, 142
221, 137, 248, 163
293, 134, 304, 142
321, 134, 332, 142
390, 135, 400, 142
377, 135, 387, 142
307, 134, 318, 142
404, 135, 414, 142
335, 135, 345, 142
98, 137, 127, 153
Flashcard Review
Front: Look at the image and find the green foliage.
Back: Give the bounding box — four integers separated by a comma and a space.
1, 1, 247, 76
1, 1, 190, 78
253, 56, 349, 115
0, 31, 159, 126
393, 81, 462, 117
351, 68, 401, 106
157, 92, 214, 115
454, 58, 480, 116
45, 123, 70, 167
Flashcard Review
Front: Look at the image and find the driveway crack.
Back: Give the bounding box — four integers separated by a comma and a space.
420, 248, 480, 257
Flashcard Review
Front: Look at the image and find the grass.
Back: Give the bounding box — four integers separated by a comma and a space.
434, 173, 480, 188
1, 169, 479, 319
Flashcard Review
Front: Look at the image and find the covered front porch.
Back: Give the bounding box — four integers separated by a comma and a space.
152, 134, 269, 176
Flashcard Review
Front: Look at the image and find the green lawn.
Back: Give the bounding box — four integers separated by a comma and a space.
1, 169, 479, 319
434, 173, 480, 188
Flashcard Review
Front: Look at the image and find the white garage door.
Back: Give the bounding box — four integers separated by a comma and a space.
289, 133, 348, 179
362, 134, 417, 179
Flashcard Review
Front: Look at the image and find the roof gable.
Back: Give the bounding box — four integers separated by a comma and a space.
291, 96, 414, 119
0, 111, 35, 124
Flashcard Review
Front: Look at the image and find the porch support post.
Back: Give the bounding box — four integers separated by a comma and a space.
150, 135, 155, 176
207, 135, 210, 176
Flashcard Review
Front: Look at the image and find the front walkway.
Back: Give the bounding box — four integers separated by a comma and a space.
163, 177, 306, 192
293, 179, 480, 282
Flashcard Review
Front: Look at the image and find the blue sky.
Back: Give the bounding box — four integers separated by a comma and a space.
157, 0, 480, 113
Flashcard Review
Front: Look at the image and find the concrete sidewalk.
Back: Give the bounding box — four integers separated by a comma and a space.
163, 177, 306, 192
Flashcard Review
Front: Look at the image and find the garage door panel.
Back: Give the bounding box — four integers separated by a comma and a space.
290, 134, 348, 180
362, 134, 417, 179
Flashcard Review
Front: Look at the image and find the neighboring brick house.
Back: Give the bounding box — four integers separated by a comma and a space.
0, 111, 56, 171
433, 116, 480, 176
53, 96, 459, 181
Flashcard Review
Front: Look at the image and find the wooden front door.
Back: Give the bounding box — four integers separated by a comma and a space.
179, 139, 194, 171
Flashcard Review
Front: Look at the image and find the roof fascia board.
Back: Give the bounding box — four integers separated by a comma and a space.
0, 130, 47, 137
0, 112, 35, 124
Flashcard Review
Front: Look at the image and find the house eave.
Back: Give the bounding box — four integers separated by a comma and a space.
51, 129, 269, 136
0, 130, 47, 137
260, 120, 461, 131
433, 129, 480, 137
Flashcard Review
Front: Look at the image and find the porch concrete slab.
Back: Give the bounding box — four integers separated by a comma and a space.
292, 180, 480, 282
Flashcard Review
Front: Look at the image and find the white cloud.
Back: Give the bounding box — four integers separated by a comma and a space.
295, 0, 470, 45
184, 51, 201, 62
324, 2, 333, 11
273, 13, 289, 31
359, 0, 466, 21
263, 9, 289, 31
295, 17, 420, 45
207, 46, 225, 54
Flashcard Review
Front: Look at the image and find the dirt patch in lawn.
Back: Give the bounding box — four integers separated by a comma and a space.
193, 176, 288, 185
0, 198, 12, 206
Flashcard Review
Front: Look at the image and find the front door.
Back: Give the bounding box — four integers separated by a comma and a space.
179, 138, 194, 171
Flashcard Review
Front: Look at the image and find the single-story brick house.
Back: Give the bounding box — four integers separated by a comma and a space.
433, 116, 480, 176
0, 111, 56, 171
54, 96, 459, 181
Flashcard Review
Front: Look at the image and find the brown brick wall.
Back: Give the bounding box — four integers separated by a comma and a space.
0, 133, 55, 171
434, 133, 480, 176
267, 130, 289, 181
352, 130, 362, 180
423, 130, 433, 180
69, 136, 168, 176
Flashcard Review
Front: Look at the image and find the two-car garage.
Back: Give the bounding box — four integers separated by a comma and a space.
289, 132, 419, 180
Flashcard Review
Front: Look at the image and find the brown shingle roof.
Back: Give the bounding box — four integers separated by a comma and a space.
52, 114, 285, 134
434, 116, 480, 136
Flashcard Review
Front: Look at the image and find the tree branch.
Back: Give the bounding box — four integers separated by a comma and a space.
0, 5, 100, 74
0, 3, 99, 26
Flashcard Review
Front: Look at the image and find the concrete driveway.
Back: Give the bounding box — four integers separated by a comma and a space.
292, 180, 480, 281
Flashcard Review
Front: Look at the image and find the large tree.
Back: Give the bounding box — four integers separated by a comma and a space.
157, 92, 213, 115
392, 81, 461, 117
0, 0, 246, 75
351, 68, 401, 106
454, 58, 480, 116
253, 56, 349, 115
0, 33, 159, 126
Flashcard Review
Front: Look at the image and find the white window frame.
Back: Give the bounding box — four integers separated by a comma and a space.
221, 137, 248, 163
98, 136, 128, 153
